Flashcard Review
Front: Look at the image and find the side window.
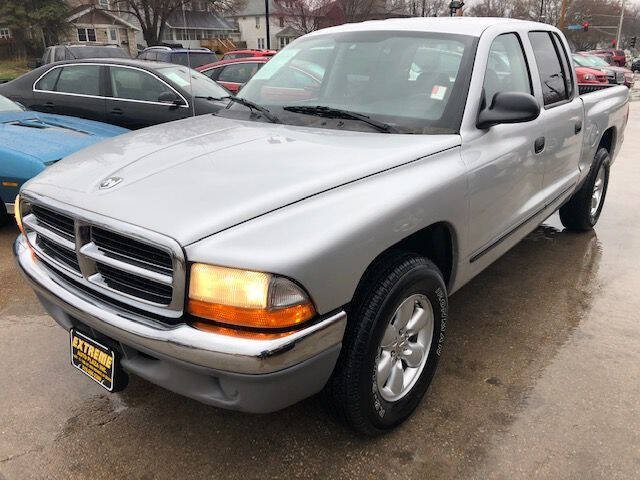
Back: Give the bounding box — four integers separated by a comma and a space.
528, 31, 569, 106
217, 63, 259, 83
551, 32, 574, 99
55, 65, 101, 96
203, 67, 221, 81
35, 68, 62, 91
483, 33, 531, 105
109, 66, 171, 102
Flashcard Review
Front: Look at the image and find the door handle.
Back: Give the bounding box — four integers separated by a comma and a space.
534, 136, 545, 154
575, 121, 583, 134
110, 107, 123, 115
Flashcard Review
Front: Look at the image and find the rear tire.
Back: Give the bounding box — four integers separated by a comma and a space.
323, 252, 447, 436
559, 147, 610, 232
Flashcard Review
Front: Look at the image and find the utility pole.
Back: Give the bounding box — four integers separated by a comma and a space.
616, 0, 625, 48
559, 0, 568, 30
539, 0, 545, 22
265, 0, 271, 49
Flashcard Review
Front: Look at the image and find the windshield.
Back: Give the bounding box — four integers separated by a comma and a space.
156, 65, 230, 98
172, 52, 218, 68
231, 31, 476, 134
574, 54, 610, 68
69, 46, 129, 59
0, 94, 23, 112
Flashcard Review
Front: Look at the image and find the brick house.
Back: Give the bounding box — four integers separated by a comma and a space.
62, 2, 140, 56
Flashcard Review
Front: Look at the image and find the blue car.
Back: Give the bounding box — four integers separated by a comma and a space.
0, 94, 128, 224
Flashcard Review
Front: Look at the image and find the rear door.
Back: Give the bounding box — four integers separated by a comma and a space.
528, 31, 584, 202
105, 65, 189, 129
32, 64, 107, 122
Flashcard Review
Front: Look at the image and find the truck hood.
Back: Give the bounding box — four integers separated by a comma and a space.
24, 115, 460, 245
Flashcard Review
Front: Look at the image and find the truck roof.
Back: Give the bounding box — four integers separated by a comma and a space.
307, 17, 551, 38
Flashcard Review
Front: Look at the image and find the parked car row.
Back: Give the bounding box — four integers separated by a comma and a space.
0, 94, 127, 224
573, 52, 634, 88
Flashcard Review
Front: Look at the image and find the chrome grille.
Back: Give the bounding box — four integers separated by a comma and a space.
36, 235, 81, 273
32, 204, 75, 241
91, 227, 173, 274
96, 262, 174, 305
22, 198, 185, 317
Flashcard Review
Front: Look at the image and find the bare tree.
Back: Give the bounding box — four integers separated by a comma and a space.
112, 0, 244, 46
467, 0, 511, 18
274, 0, 331, 34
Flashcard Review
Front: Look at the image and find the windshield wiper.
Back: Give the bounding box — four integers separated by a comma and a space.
282, 105, 398, 133
195, 95, 229, 101
227, 96, 280, 124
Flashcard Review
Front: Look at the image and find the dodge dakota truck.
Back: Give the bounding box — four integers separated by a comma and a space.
14, 18, 628, 435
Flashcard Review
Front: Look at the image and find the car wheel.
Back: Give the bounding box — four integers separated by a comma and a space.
559, 147, 610, 232
323, 252, 447, 435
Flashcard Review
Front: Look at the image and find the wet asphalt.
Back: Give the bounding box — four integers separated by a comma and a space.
2, 104, 640, 480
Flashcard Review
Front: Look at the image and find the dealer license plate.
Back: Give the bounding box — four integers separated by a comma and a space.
70, 330, 116, 392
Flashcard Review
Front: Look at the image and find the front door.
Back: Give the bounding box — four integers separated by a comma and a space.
105, 66, 188, 129
528, 31, 584, 202
462, 32, 546, 259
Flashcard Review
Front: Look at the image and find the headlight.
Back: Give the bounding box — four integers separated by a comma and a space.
187, 264, 316, 330
583, 73, 595, 81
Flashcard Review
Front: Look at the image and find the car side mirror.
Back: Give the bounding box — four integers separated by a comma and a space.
477, 91, 540, 129
158, 91, 184, 107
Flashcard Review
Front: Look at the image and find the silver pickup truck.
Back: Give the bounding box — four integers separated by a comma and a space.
14, 17, 628, 435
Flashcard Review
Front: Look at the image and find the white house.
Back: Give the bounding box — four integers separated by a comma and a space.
227, 0, 297, 50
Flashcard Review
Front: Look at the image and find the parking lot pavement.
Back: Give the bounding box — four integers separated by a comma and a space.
2, 108, 640, 480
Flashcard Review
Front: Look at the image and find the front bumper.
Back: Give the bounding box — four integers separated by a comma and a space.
14, 234, 346, 412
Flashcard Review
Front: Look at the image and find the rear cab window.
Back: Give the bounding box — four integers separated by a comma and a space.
528, 31, 574, 107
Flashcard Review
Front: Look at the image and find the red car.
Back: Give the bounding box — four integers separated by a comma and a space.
575, 66, 608, 84
221, 49, 277, 60
197, 57, 270, 93
586, 49, 626, 67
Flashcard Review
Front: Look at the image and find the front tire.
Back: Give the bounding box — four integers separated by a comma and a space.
323, 252, 447, 435
559, 147, 610, 232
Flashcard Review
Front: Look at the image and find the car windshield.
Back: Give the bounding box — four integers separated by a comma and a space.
68, 46, 129, 59
0, 94, 23, 112
172, 52, 218, 68
156, 65, 230, 98
574, 54, 610, 68
231, 31, 476, 134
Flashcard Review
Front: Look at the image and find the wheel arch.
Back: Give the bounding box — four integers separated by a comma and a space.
598, 126, 616, 156
351, 221, 457, 305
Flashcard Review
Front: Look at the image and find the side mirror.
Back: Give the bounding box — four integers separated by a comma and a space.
158, 91, 184, 107
477, 91, 540, 129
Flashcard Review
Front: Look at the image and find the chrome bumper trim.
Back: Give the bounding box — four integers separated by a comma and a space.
14, 234, 346, 375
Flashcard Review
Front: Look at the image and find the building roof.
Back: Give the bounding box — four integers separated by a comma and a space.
275, 26, 301, 37
165, 9, 234, 30
66, 4, 140, 30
